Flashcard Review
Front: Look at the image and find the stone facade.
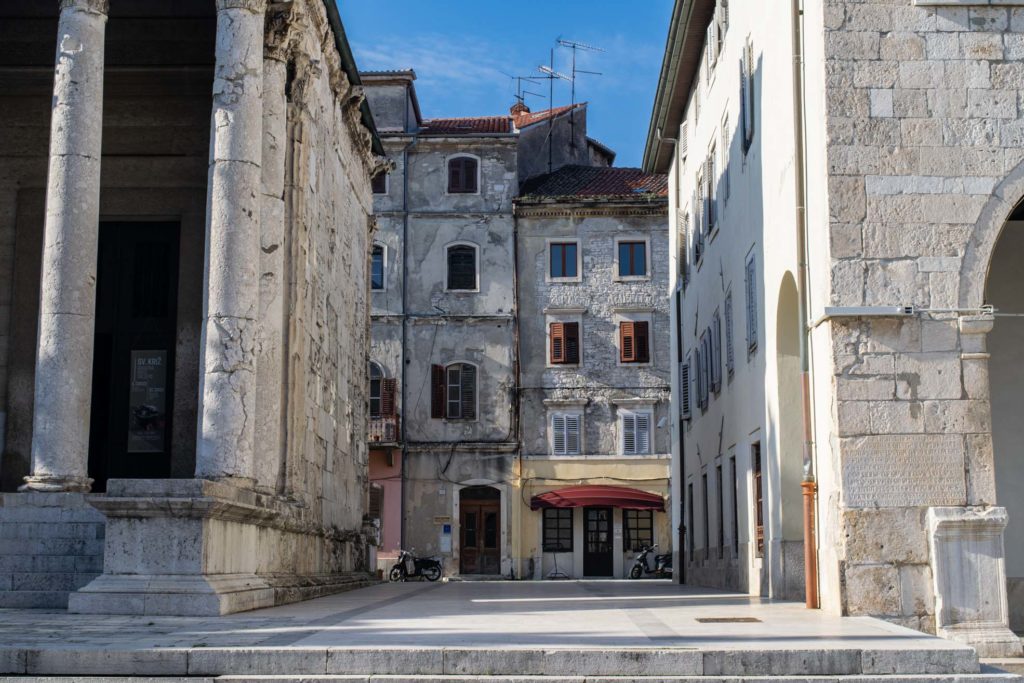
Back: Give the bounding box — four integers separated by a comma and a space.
0, 0, 383, 614
647, 0, 1024, 657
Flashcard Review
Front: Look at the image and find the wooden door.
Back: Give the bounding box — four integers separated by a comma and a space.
460, 494, 500, 574
583, 506, 614, 577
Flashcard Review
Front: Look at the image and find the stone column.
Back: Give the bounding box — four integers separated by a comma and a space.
195, 0, 267, 485
22, 0, 109, 493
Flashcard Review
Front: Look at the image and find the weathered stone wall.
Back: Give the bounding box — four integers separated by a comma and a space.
517, 107, 592, 187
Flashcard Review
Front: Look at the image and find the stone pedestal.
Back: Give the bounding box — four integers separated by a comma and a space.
69, 479, 370, 616
928, 506, 1023, 658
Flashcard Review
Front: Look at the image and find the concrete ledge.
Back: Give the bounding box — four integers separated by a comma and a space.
443, 648, 703, 677
327, 648, 444, 675
862, 647, 980, 675
25, 648, 189, 676
189, 648, 327, 675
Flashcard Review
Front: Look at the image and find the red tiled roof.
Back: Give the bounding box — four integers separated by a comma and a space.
512, 103, 583, 129
420, 116, 511, 135
519, 165, 669, 199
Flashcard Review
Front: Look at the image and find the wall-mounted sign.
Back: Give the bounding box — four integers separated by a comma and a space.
127, 350, 168, 453
434, 515, 452, 525
440, 523, 452, 553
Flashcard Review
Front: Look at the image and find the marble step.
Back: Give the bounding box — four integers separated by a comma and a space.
0, 675, 1020, 683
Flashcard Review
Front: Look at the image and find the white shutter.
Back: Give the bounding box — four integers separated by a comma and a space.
706, 21, 717, 76
746, 255, 758, 351
725, 293, 735, 375
635, 413, 651, 455
622, 413, 637, 455
552, 414, 566, 455
721, 120, 730, 204
743, 40, 755, 149
565, 414, 581, 455
711, 314, 722, 392
680, 361, 692, 420
680, 120, 689, 160
720, 0, 729, 34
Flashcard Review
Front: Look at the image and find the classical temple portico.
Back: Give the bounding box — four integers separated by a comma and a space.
0, 0, 385, 614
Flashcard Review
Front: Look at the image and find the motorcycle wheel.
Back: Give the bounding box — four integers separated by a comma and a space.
423, 565, 442, 582
629, 564, 643, 579
389, 566, 405, 582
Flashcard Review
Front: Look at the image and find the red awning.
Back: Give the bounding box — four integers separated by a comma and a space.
529, 485, 665, 512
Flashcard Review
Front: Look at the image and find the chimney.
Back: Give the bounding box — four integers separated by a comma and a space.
510, 101, 530, 117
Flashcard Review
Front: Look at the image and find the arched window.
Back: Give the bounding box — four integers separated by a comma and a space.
446, 243, 478, 291
430, 362, 476, 420
447, 155, 478, 194
371, 244, 385, 290
369, 362, 384, 417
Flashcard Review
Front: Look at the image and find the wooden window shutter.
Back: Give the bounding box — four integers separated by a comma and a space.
680, 120, 689, 160
431, 365, 446, 418
369, 486, 383, 520
448, 160, 462, 192
465, 158, 478, 193
460, 364, 476, 420
381, 378, 397, 417
725, 292, 735, 374
635, 413, 651, 454
565, 414, 581, 454
635, 321, 650, 363
620, 321, 635, 362
552, 414, 567, 454
622, 413, 637, 454
564, 322, 580, 364
680, 361, 692, 419
711, 314, 722, 392
550, 322, 565, 363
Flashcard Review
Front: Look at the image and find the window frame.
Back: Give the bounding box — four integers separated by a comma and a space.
445, 241, 480, 292
371, 171, 389, 195
546, 239, 582, 283
371, 243, 386, 291
550, 411, 583, 456
548, 320, 582, 366
432, 361, 478, 421
619, 408, 653, 456
614, 236, 651, 281
624, 509, 654, 552
616, 311, 653, 366
446, 153, 481, 195
542, 508, 574, 553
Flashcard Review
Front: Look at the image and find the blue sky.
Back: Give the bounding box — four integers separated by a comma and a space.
338, 0, 674, 168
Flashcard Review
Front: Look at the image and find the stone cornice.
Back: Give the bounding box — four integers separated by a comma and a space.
216, 0, 267, 12
60, 0, 109, 13
515, 202, 668, 219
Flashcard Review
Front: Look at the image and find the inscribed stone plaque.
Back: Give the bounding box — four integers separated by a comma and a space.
842, 434, 965, 508
127, 349, 168, 453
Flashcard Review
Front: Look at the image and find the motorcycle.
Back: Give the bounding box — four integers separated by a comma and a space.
628, 544, 672, 579
389, 549, 442, 582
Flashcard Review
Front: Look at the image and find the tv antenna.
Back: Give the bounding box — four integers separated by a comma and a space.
556, 38, 604, 148
509, 74, 545, 107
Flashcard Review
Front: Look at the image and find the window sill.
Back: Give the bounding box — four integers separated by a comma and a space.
443, 288, 481, 294
614, 275, 651, 283
546, 277, 583, 284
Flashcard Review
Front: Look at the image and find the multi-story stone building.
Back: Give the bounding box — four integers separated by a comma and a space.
647, 0, 1024, 656
364, 71, 670, 578
0, 0, 384, 615
514, 166, 671, 580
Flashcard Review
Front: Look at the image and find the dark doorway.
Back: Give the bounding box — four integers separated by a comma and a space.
583, 506, 614, 577
88, 222, 180, 491
459, 485, 500, 575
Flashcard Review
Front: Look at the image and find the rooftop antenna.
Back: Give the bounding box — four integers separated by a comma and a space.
511, 75, 544, 107
556, 38, 604, 149
537, 51, 572, 174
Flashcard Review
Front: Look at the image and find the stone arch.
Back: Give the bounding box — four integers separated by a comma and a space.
959, 157, 1024, 309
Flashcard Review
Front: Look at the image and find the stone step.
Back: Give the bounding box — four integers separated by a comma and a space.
0, 676, 1020, 683
986, 659, 1024, 675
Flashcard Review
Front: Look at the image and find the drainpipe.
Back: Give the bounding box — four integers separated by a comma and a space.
399, 84, 419, 552
791, 0, 819, 609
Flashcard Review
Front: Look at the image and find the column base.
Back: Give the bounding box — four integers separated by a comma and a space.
938, 623, 1023, 659
19, 474, 93, 492
71, 478, 371, 616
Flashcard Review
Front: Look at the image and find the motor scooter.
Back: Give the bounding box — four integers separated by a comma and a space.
628, 544, 672, 579
389, 549, 442, 582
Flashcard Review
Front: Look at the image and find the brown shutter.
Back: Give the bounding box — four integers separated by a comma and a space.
381, 378, 397, 417
431, 365, 446, 418
564, 322, 580, 364
550, 323, 565, 363
620, 321, 635, 362
465, 158, 478, 193
635, 321, 650, 363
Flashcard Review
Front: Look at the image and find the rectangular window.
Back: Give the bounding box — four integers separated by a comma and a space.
371, 172, 388, 195
624, 510, 654, 552
550, 322, 580, 365
549, 242, 578, 279
753, 441, 764, 557
730, 455, 739, 556
542, 508, 573, 552
621, 411, 652, 455
551, 413, 582, 455
724, 291, 735, 376
447, 245, 477, 291
745, 252, 758, 353
371, 245, 385, 290
716, 463, 724, 559
619, 321, 650, 364
433, 363, 475, 420
618, 241, 647, 277
702, 472, 710, 557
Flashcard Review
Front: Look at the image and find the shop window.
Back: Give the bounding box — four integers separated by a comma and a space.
543, 508, 573, 552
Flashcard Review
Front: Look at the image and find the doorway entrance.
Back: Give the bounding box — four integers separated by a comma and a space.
583, 506, 614, 577
460, 485, 500, 574
88, 222, 180, 491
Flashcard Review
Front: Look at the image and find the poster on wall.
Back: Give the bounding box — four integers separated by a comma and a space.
127, 349, 168, 453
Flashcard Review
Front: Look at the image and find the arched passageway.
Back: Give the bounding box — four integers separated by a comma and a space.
775, 272, 804, 600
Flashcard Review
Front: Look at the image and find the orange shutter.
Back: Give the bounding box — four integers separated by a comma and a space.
431, 365, 446, 419
381, 378, 397, 417
620, 322, 635, 362
550, 323, 565, 363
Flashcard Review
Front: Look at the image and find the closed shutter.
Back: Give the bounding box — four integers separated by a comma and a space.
706, 21, 717, 76
552, 414, 567, 455
369, 486, 383, 520
564, 322, 580, 364
565, 414, 581, 454
461, 364, 476, 420
721, 120, 730, 204
447, 245, 476, 290
635, 321, 650, 363
448, 160, 462, 192
740, 56, 749, 148
680, 360, 692, 419
706, 156, 716, 229
622, 413, 637, 454
431, 365, 446, 419
711, 312, 722, 392
680, 120, 689, 160
635, 413, 651, 454
725, 292, 735, 375
681, 212, 691, 286
550, 322, 565, 363
720, 0, 729, 33
743, 40, 755, 150
381, 378, 397, 417
746, 256, 758, 351
620, 321, 635, 362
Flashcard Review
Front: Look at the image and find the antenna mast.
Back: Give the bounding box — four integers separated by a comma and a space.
556, 38, 604, 147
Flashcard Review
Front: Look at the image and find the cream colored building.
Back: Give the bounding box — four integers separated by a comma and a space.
647, 0, 1024, 657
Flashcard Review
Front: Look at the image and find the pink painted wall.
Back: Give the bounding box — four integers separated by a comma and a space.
369, 448, 402, 557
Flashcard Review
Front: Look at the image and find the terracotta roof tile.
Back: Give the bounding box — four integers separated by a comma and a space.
519, 165, 669, 199
512, 103, 583, 129
420, 116, 511, 135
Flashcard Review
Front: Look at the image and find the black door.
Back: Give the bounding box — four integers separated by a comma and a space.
88, 222, 180, 491
583, 506, 614, 577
